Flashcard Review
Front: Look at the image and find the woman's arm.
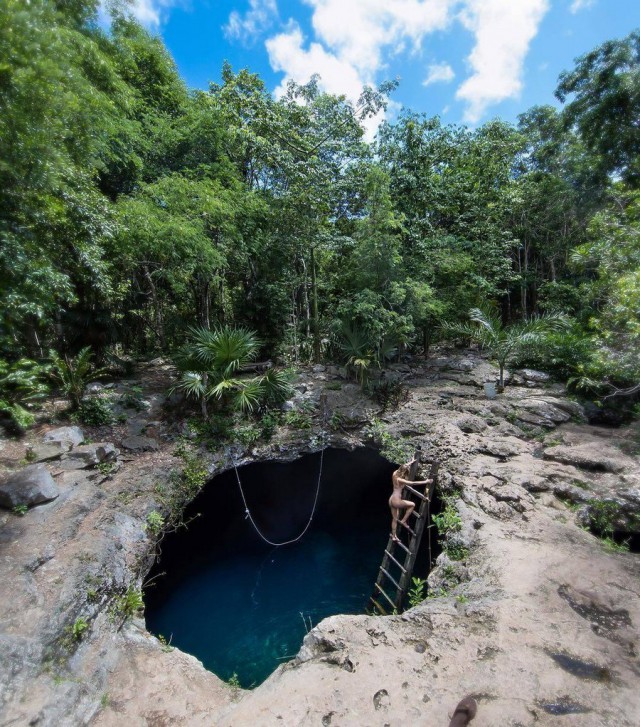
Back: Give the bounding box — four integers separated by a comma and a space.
397, 477, 430, 486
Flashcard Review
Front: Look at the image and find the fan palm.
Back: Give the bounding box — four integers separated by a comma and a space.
173, 326, 291, 418
443, 308, 567, 390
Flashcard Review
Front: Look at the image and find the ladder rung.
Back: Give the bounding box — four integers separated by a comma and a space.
405, 484, 429, 501
384, 549, 407, 573
368, 597, 388, 616
399, 521, 416, 537
374, 583, 397, 610
409, 509, 421, 519
379, 566, 401, 591
391, 539, 411, 555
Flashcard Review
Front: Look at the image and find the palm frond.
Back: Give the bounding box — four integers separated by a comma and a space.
187, 325, 260, 375
208, 377, 239, 400
257, 368, 293, 404
234, 378, 265, 413
170, 372, 207, 400
338, 323, 372, 361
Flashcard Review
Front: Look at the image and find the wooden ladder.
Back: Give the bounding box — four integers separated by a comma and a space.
367, 457, 439, 615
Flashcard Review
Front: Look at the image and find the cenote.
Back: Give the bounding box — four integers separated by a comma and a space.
145, 447, 436, 688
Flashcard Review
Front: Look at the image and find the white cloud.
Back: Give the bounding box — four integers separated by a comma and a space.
266, 22, 366, 101
307, 0, 454, 74
264, 1, 456, 136
570, 0, 596, 13
455, 0, 549, 123
423, 62, 455, 86
261, 0, 548, 128
101, 0, 183, 27
224, 0, 278, 43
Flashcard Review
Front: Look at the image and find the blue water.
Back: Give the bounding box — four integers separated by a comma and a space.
145, 448, 395, 688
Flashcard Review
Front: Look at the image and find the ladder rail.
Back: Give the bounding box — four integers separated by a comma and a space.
368, 458, 439, 615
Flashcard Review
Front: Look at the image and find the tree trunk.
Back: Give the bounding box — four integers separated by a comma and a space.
310, 246, 321, 363
201, 372, 208, 420
143, 265, 165, 349
422, 326, 430, 360
300, 258, 311, 343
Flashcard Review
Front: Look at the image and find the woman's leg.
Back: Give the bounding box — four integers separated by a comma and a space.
399, 499, 415, 524
390, 506, 400, 541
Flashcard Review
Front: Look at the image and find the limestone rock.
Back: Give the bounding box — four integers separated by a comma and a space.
538, 397, 584, 419
59, 442, 119, 470
121, 435, 159, 452
26, 441, 70, 462
543, 445, 628, 473
477, 438, 528, 460
518, 398, 571, 424
455, 414, 488, 434
0, 465, 59, 508
492, 421, 527, 439
517, 369, 551, 383
480, 478, 534, 512
475, 490, 516, 519
43, 426, 84, 448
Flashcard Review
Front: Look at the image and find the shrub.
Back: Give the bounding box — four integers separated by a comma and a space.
75, 397, 113, 426
259, 410, 281, 440
407, 577, 426, 607
512, 324, 595, 380
145, 511, 165, 536
432, 503, 462, 535
283, 410, 312, 429
370, 377, 409, 411
0, 358, 49, 431
50, 346, 107, 410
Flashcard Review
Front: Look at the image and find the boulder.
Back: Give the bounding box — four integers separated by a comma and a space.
543, 445, 628, 473
43, 426, 84, 448
59, 442, 119, 470
121, 435, 159, 452
455, 414, 488, 434
518, 398, 571, 424
477, 438, 528, 460
517, 369, 551, 383
26, 441, 70, 462
0, 465, 59, 508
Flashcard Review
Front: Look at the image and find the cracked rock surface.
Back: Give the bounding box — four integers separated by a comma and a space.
0, 354, 639, 726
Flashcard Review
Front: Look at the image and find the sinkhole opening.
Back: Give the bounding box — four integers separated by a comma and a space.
144, 447, 441, 688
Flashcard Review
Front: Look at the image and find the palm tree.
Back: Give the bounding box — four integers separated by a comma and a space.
172, 326, 291, 418
443, 308, 567, 391
338, 323, 398, 386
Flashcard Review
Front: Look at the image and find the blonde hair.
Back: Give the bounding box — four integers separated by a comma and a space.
395, 463, 411, 478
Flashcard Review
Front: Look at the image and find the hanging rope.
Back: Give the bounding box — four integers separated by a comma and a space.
233, 446, 324, 547
233, 394, 328, 547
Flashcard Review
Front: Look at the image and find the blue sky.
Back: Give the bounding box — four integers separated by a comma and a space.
127, 0, 639, 130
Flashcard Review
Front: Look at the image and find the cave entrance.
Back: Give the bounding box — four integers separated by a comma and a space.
144, 447, 438, 688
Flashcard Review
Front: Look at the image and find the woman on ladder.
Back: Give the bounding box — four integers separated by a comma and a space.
389, 461, 430, 542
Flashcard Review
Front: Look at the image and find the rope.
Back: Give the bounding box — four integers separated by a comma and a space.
234, 396, 328, 547
233, 446, 324, 547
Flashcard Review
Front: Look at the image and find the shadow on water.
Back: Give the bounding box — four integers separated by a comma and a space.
145, 448, 399, 688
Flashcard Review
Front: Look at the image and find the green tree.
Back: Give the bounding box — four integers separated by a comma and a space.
556, 30, 640, 189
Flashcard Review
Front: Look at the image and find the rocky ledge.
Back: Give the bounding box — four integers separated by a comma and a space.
0, 353, 639, 726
